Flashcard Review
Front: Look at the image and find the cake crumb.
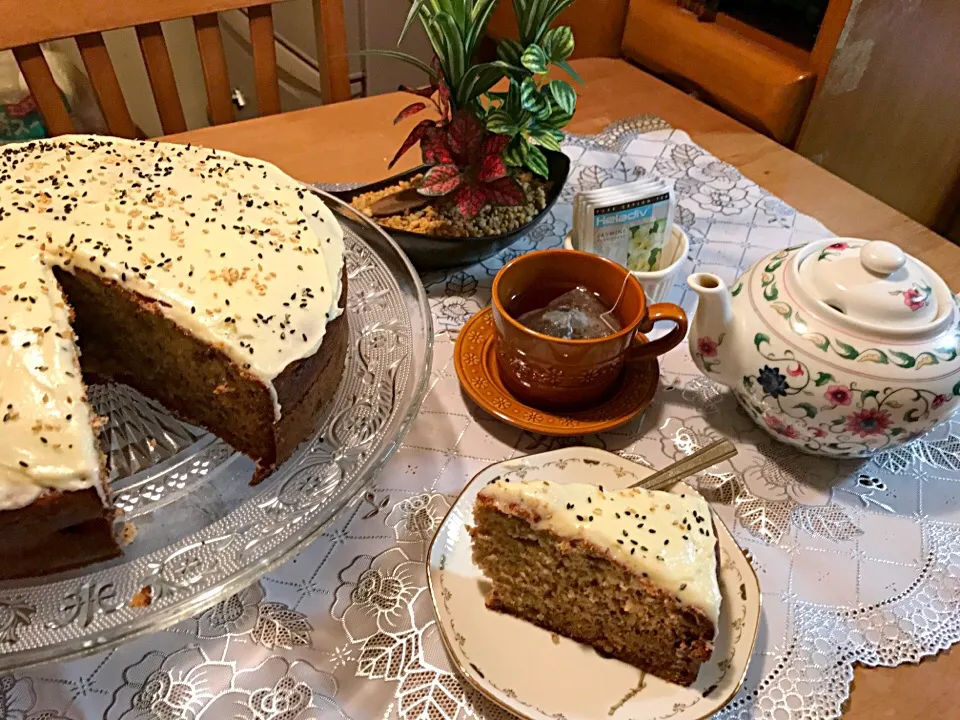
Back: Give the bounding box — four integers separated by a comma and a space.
119, 522, 138, 546
129, 586, 152, 608
213, 383, 235, 395
551, 633, 560, 645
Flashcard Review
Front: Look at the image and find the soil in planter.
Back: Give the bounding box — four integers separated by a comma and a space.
351, 172, 549, 238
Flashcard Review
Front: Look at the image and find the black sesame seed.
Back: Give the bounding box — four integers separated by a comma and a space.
680, 583, 687, 590
576, 515, 584, 521
664, 539, 669, 545
566, 503, 574, 510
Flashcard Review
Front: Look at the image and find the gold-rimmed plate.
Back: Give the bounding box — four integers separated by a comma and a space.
426, 447, 761, 720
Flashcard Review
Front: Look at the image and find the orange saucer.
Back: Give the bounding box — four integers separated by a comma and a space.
454, 307, 660, 436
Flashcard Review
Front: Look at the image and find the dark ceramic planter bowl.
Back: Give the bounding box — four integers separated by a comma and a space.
329, 149, 570, 271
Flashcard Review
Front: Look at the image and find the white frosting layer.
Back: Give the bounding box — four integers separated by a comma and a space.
0, 135, 345, 510
479, 479, 722, 626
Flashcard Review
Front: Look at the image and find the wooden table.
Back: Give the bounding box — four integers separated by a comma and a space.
166, 57, 958, 720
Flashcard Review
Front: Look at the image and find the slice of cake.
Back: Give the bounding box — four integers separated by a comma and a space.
469, 479, 722, 686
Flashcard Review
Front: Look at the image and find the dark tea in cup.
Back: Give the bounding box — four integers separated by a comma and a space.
491, 249, 688, 409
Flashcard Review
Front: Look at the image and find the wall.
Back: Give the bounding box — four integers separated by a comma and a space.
797, 0, 960, 234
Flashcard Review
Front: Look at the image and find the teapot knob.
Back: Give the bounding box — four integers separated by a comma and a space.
861, 240, 906, 276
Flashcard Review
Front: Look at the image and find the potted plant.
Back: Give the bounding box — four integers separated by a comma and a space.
335, 0, 580, 269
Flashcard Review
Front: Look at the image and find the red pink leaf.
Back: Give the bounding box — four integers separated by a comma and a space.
477, 151, 508, 182
483, 133, 511, 157
394, 102, 428, 124
399, 83, 438, 99
454, 183, 488, 218
419, 164, 463, 196
388, 119, 436, 169
447, 111, 484, 163
484, 177, 525, 207
477, 134, 511, 181
437, 79, 452, 119
421, 126, 455, 165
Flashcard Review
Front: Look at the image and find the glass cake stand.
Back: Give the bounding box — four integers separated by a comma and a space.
0, 191, 433, 671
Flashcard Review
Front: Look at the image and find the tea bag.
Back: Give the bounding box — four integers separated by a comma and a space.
519, 287, 622, 340
575, 179, 675, 272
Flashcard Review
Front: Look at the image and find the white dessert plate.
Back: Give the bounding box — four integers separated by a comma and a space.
426, 446, 761, 720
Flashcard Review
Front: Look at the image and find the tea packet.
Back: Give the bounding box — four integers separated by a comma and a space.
574, 178, 675, 272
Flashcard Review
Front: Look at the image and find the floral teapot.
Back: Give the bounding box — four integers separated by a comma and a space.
687, 238, 960, 457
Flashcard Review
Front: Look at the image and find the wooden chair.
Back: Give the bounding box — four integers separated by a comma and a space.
0, 0, 351, 138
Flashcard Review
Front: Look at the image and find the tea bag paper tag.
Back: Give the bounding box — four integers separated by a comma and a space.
574, 179, 675, 272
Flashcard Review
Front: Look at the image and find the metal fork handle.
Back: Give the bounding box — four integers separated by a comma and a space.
630, 439, 737, 492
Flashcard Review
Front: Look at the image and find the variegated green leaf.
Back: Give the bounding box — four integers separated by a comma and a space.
537, 103, 573, 129
497, 39, 524, 65
547, 79, 576, 115
457, 63, 507, 107
530, 0, 575, 44
556, 58, 584, 84
529, 126, 563, 151
519, 77, 540, 111
542, 26, 575, 62
465, 0, 501, 57
361, 50, 438, 80
485, 110, 517, 135
432, 13, 466, 86
503, 137, 528, 167
399, 0, 429, 44
525, 143, 550, 177
521, 44, 549, 74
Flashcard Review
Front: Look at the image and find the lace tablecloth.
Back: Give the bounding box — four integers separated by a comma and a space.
14, 117, 960, 720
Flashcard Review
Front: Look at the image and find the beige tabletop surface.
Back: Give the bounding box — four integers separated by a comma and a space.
165, 57, 958, 719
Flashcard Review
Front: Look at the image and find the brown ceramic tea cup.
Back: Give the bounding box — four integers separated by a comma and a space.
491, 248, 687, 409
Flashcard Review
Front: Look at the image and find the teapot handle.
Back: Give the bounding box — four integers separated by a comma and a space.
626, 303, 688, 362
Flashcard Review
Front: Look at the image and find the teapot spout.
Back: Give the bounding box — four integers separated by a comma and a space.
687, 273, 737, 388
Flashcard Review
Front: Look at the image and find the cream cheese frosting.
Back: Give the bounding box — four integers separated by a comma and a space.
478, 479, 722, 626
0, 135, 345, 511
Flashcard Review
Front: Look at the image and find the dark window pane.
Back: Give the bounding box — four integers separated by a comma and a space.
718, 0, 829, 51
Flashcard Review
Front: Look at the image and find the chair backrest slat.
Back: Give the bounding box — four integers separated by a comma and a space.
12, 44, 75, 135
75, 32, 139, 138
312, 0, 351, 104
0, 0, 351, 137
248, 4, 281, 116
0, 0, 283, 48
135, 22, 188, 134
193, 13, 235, 125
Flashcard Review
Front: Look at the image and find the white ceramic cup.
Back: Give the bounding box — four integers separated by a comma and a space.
563, 225, 690, 304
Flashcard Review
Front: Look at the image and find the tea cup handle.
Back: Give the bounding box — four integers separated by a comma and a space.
627, 303, 688, 361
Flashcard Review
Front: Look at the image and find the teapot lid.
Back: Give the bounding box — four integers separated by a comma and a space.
796, 239, 942, 330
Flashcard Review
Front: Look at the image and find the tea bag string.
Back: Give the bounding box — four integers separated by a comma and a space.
600, 272, 631, 332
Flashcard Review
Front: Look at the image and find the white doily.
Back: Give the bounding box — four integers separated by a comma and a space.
13, 117, 960, 720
